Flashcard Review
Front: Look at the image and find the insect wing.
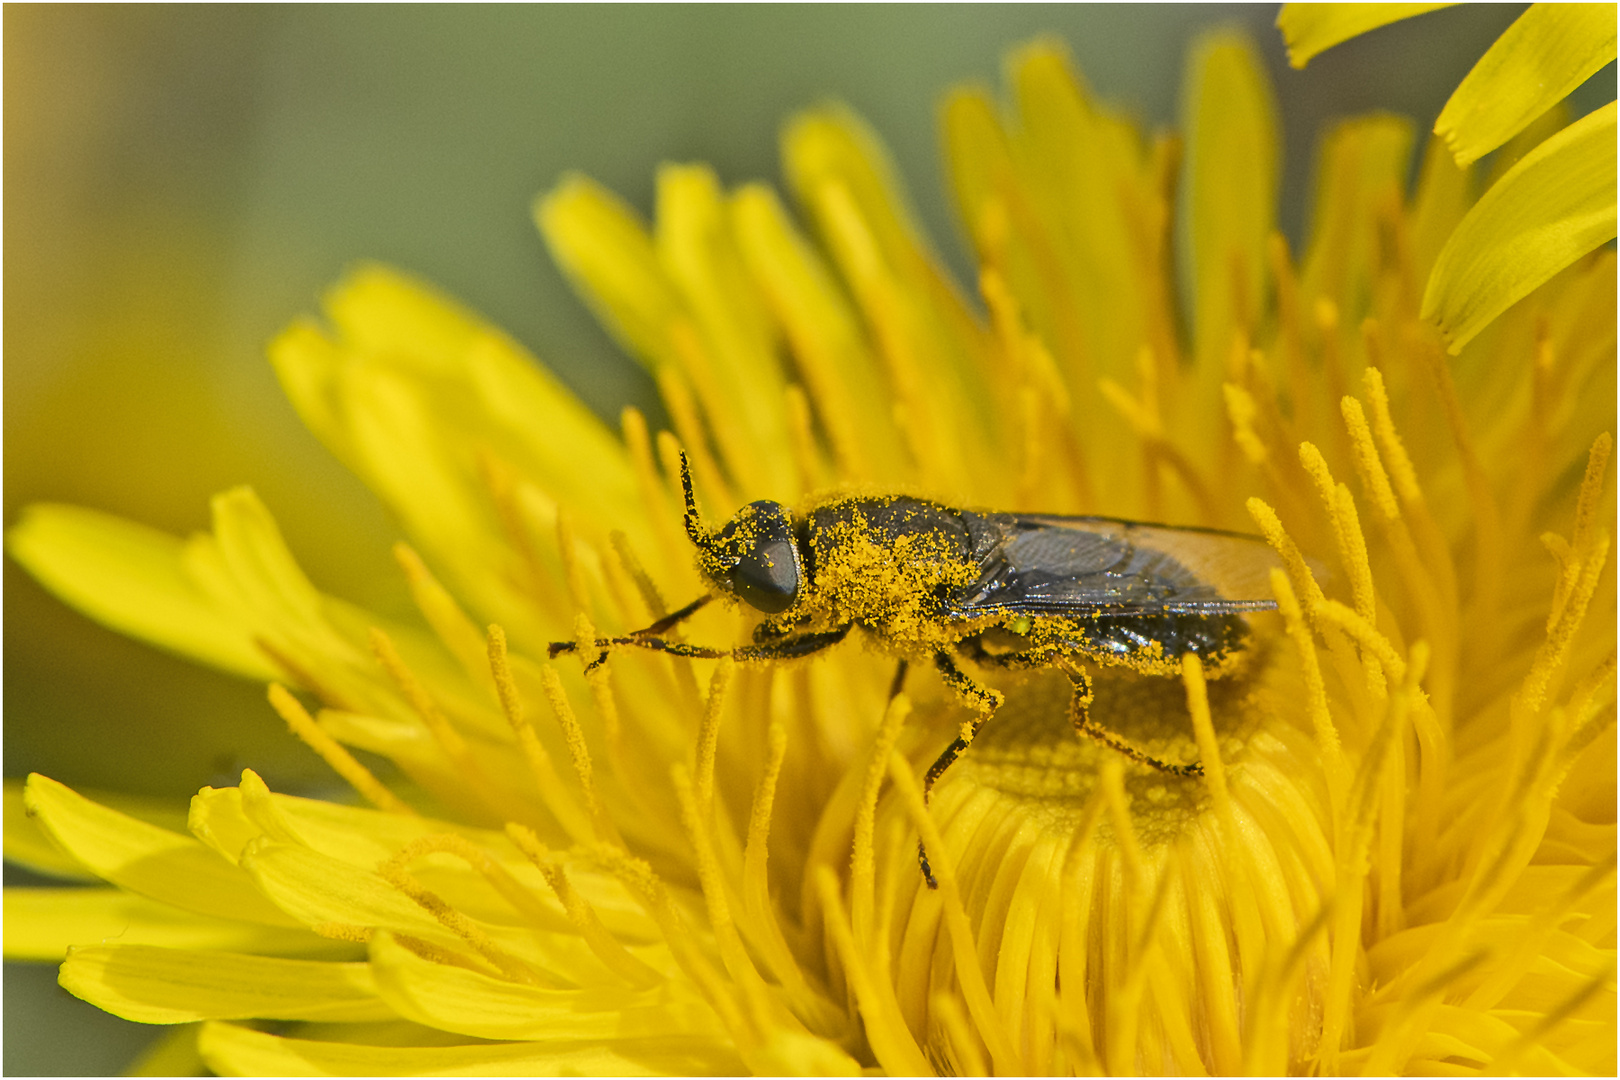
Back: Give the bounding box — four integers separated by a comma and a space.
950, 514, 1283, 617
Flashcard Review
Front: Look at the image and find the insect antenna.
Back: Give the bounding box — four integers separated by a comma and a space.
678, 451, 706, 546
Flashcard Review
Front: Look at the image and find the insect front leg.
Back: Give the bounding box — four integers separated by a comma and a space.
551, 621, 852, 672
547, 594, 718, 667
915, 652, 1004, 889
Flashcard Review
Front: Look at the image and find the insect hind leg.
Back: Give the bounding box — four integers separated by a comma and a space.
963, 638, 1203, 778
1057, 660, 1203, 778
915, 652, 1004, 890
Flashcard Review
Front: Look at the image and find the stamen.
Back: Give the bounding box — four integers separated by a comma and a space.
782, 384, 824, 498
655, 377, 733, 514
885, 749, 1018, 1074
266, 684, 414, 816
311, 921, 374, 942
503, 824, 662, 989
608, 530, 667, 623
1180, 654, 1230, 818
394, 544, 492, 692
375, 855, 540, 985
692, 658, 735, 821
553, 509, 591, 616
485, 626, 595, 845
739, 709, 832, 1030
1519, 533, 1610, 719
537, 663, 622, 846
370, 628, 509, 820
1572, 432, 1613, 559
851, 691, 910, 944
670, 765, 775, 1034
621, 406, 689, 574
813, 866, 931, 1075
590, 844, 748, 1041
387, 833, 568, 936
1270, 569, 1346, 793
931, 991, 990, 1077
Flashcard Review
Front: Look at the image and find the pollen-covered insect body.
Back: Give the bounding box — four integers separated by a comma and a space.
551, 455, 1284, 882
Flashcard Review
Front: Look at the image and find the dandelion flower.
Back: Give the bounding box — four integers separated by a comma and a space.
7, 30, 1614, 1077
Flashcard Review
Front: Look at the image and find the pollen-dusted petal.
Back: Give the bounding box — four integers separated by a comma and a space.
23, 776, 301, 928
197, 1019, 749, 1077
5, 504, 277, 680
1435, 3, 1617, 167
1423, 101, 1618, 354
4, 888, 351, 961
367, 930, 727, 1044
1181, 32, 1280, 371
1277, 3, 1457, 69
59, 944, 395, 1024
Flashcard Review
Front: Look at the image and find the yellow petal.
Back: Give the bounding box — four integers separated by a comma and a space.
367, 931, 727, 1043
198, 1019, 749, 1077
4, 888, 350, 961
23, 775, 301, 928
1422, 101, 1617, 354
1277, 3, 1458, 69
237, 838, 455, 942
5, 777, 94, 881
1182, 32, 1280, 369
535, 175, 685, 371
59, 944, 393, 1023
1435, 3, 1618, 166
5, 504, 277, 680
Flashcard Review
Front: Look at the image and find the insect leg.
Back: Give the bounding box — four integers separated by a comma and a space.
915, 652, 1004, 889
547, 594, 717, 661
555, 622, 852, 672
1059, 661, 1204, 778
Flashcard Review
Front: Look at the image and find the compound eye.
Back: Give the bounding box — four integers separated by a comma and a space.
718, 501, 801, 614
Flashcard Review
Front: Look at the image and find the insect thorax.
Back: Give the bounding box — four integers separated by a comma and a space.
798, 496, 985, 650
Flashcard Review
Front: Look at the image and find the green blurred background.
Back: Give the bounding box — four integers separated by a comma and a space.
7, 5, 1611, 1073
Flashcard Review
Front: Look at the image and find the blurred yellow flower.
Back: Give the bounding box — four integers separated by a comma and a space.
7, 29, 1615, 1077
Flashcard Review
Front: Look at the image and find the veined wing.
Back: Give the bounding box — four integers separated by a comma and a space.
949, 513, 1284, 617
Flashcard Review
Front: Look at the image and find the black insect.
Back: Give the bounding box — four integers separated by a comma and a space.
552, 454, 1283, 885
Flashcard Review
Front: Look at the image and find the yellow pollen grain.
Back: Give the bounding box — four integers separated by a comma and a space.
885, 748, 1017, 1074
1340, 397, 1400, 521
538, 660, 619, 845
311, 921, 374, 942
486, 626, 595, 844
266, 683, 414, 816
504, 823, 663, 989
375, 859, 538, 985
